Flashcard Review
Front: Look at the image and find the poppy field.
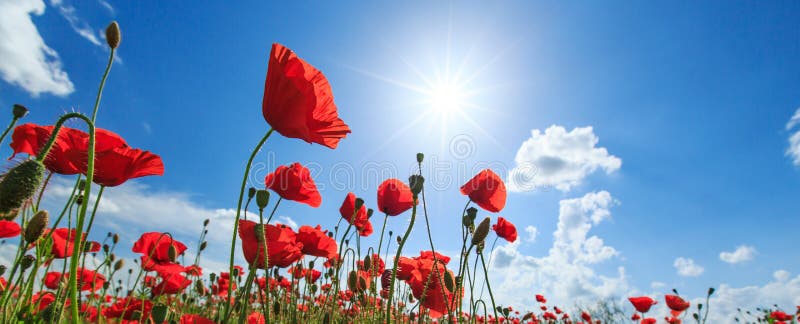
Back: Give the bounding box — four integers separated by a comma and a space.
0, 21, 798, 324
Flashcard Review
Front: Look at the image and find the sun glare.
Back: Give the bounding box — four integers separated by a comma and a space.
428, 81, 465, 114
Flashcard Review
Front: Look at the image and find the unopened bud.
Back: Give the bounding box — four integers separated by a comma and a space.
408, 175, 424, 197
471, 217, 491, 246
0, 265, 6, 276
168, 245, 178, 262
105, 21, 121, 49
347, 271, 358, 291
20, 255, 35, 270
12, 104, 28, 119
444, 270, 455, 292
0, 160, 45, 220
199, 241, 207, 251
354, 198, 365, 211
248, 187, 256, 200
416, 153, 424, 163
363, 255, 372, 272
256, 190, 270, 210
24, 210, 48, 243
203, 219, 210, 227
114, 259, 125, 271
367, 208, 374, 218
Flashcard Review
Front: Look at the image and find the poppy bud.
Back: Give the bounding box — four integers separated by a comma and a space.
707, 287, 715, 296
347, 271, 358, 292
103, 282, 110, 290
168, 245, 178, 262
472, 217, 491, 246
200, 241, 207, 251
363, 255, 372, 272
408, 175, 424, 197
354, 198, 365, 210
248, 187, 256, 200
75, 196, 84, 205
310, 284, 318, 294
195, 280, 205, 295
358, 276, 367, 291
102, 244, 109, 253
444, 270, 455, 292
232, 268, 240, 277
464, 207, 478, 228
0, 160, 45, 220
112, 233, 119, 244
308, 260, 315, 269
256, 190, 270, 210
367, 208, 374, 218
12, 104, 28, 119
24, 210, 48, 243
203, 218, 210, 227
114, 259, 124, 271
20, 254, 34, 270
105, 21, 121, 49
0, 265, 6, 276
396, 236, 402, 244
416, 153, 424, 163
209, 273, 216, 282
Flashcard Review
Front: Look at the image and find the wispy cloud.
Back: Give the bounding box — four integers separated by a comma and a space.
49, 0, 103, 47
787, 108, 800, 166
0, 0, 74, 96
97, 0, 114, 16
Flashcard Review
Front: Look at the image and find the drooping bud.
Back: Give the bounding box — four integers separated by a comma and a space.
408, 175, 424, 197
416, 153, 424, 163
0, 160, 45, 220
444, 270, 455, 292
168, 245, 178, 262
24, 210, 48, 243
363, 255, 372, 272
256, 190, 270, 210
471, 217, 491, 246
347, 271, 358, 292
354, 198, 365, 211
12, 104, 28, 119
105, 21, 121, 49
20, 255, 35, 270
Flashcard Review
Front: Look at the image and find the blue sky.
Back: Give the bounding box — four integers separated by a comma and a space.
1, 0, 799, 318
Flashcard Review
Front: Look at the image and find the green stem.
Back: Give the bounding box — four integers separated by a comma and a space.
478, 251, 497, 322
91, 48, 115, 123
0, 117, 19, 148
385, 199, 417, 323
225, 128, 274, 317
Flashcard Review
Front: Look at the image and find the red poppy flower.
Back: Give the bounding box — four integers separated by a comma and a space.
184, 264, 203, 276
536, 294, 547, 303
93, 147, 164, 187
771, 311, 793, 321
395, 251, 458, 318
628, 296, 657, 313
86, 241, 101, 253
262, 43, 351, 149
460, 169, 506, 213
665, 294, 690, 312
132, 232, 187, 264
44, 228, 87, 258
581, 311, 592, 322
641, 318, 657, 324
264, 163, 321, 207
103, 297, 153, 320
152, 272, 191, 296
30, 292, 56, 314
74, 267, 105, 292
0, 220, 21, 238
9, 124, 128, 175
180, 314, 216, 324
247, 312, 266, 324
44, 272, 63, 290
296, 225, 337, 259
492, 216, 518, 242
377, 178, 417, 216
238, 219, 304, 268
339, 192, 373, 237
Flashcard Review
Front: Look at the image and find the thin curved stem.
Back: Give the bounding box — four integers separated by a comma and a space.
385, 199, 417, 323
225, 128, 274, 317
91, 48, 115, 123
478, 251, 498, 322
0, 117, 19, 148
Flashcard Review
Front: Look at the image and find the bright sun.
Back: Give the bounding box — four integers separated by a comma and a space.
428, 81, 465, 113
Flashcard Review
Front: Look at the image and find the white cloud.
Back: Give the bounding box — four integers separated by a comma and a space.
277, 215, 298, 230
719, 245, 757, 264
674, 257, 704, 277
697, 270, 800, 323
0, 0, 74, 96
49, 0, 102, 46
97, 0, 114, 15
508, 126, 621, 192
488, 191, 629, 308
524, 225, 538, 242
787, 108, 800, 166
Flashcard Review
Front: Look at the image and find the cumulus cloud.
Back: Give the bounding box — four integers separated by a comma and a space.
508, 126, 621, 192
524, 225, 538, 242
719, 245, 757, 264
488, 191, 628, 308
698, 270, 800, 322
0, 0, 74, 96
674, 257, 704, 277
787, 108, 800, 166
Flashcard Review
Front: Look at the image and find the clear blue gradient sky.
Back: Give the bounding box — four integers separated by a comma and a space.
1, 0, 799, 317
